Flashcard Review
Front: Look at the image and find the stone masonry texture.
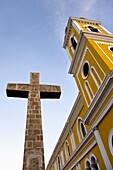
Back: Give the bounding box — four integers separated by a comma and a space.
6, 72, 61, 170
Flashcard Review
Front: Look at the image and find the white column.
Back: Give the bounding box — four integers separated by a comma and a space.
93, 127, 112, 170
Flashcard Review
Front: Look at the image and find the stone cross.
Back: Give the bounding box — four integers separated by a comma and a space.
6, 72, 61, 170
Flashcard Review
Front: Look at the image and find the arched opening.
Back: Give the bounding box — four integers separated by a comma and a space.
58, 156, 62, 170
65, 141, 71, 159
91, 156, 99, 170
85, 160, 91, 170
77, 117, 87, 142
82, 62, 89, 78
71, 37, 77, 50
80, 122, 87, 138
87, 26, 99, 33
108, 46, 113, 52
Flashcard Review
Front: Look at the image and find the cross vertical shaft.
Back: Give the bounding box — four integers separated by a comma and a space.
23, 73, 44, 170
6, 72, 61, 170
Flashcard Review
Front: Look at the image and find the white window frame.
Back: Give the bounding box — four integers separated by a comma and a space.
108, 128, 113, 156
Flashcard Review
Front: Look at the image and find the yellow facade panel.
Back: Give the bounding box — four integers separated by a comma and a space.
88, 39, 113, 70
98, 107, 113, 167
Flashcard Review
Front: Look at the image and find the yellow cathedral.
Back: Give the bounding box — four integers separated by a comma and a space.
46, 17, 113, 170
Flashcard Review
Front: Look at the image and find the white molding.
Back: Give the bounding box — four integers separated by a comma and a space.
95, 41, 113, 64
60, 148, 64, 166
69, 129, 76, 151
84, 80, 94, 102
89, 153, 100, 170
62, 130, 95, 170
80, 121, 87, 139
84, 158, 91, 169
85, 25, 101, 33
69, 32, 86, 74
93, 129, 112, 170
72, 21, 81, 34
90, 66, 102, 88
66, 46, 72, 62
76, 117, 82, 142
108, 45, 113, 52
46, 95, 83, 170
81, 60, 90, 79
68, 140, 96, 170
108, 128, 113, 156
92, 97, 113, 129
76, 47, 105, 107
100, 25, 112, 34
83, 71, 113, 124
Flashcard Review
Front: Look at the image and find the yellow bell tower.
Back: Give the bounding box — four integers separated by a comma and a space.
63, 17, 113, 109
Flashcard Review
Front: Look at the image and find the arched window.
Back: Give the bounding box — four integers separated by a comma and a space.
108, 46, 113, 52
87, 25, 100, 33
58, 156, 62, 170
60, 148, 64, 166
77, 117, 87, 142
91, 156, 99, 170
80, 122, 87, 138
85, 160, 91, 170
65, 141, 71, 160
69, 129, 76, 151
71, 37, 77, 50
108, 128, 113, 156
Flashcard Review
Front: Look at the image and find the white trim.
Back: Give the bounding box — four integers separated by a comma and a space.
90, 66, 102, 88
89, 153, 100, 170
78, 163, 81, 170
66, 46, 72, 62
100, 25, 112, 34
108, 45, 113, 52
77, 75, 89, 107
65, 140, 71, 161
54, 161, 57, 170
95, 41, 113, 64
84, 158, 91, 169
92, 97, 113, 128
76, 47, 89, 106
62, 130, 95, 169
76, 117, 82, 142
72, 20, 81, 34
84, 81, 93, 103
69, 129, 76, 151
83, 71, 113, 124
70, 35, 77, 54
80, 121, 87, 138
60, 148, 64, 166
68, 140, 96, 170
93, 129, 112, 170
76, 47, 106, 107
81, 60, 90, 79
85, 25, 101, 33
108, 128, 113, 156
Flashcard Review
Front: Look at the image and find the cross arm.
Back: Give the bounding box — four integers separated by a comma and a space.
6, 83, 30, 98
39, 85, 61, 99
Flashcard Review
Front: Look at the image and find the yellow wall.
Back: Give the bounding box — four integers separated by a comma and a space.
98, 106, 113, 167
74, 20, 109, 34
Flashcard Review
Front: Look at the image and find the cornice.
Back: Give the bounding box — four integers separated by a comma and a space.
70, 17, 101, 25
69, 31, 113, 75
69, 31, 86, 74
46, 94, 83, 169
83, 70, 113, 124
62, 130, 96, 169
63, 17, 72, 49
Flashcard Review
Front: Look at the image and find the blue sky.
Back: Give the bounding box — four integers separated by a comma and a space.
0, 0, 113, 169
